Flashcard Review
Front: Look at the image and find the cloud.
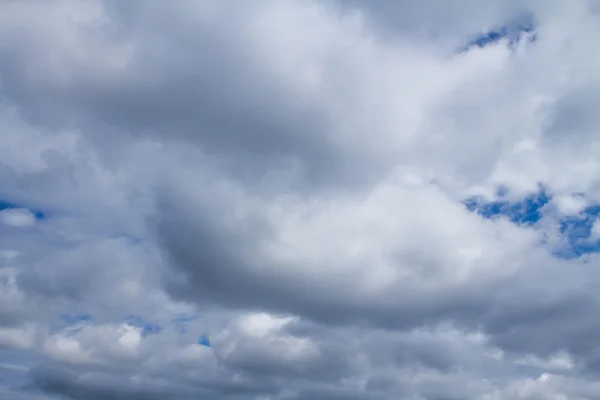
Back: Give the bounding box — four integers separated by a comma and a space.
0, 209, 36, 228
2, 0, 600, 399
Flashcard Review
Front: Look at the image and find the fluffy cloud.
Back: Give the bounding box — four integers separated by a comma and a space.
2, 0, 600, 399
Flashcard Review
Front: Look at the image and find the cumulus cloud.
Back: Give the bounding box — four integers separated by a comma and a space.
2, 0, 600, 399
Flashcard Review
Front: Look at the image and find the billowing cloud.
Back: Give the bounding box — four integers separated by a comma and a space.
2, 0, 600, 399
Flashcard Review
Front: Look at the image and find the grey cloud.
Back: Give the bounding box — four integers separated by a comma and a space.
0, 0, 374, 191
154, 174, 600, 349
18, 311, 518, 399
3, 0, 600, 399
29, 366, 200, 400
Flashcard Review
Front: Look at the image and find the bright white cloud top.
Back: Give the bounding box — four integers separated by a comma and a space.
2, 1, 600, 399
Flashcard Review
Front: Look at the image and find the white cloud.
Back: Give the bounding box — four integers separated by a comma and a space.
0, 209, 36, 228
0, 324, 35, 349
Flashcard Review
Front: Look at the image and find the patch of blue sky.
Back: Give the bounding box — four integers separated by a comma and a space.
464, 188, 550, 225
464, 189, 600, 258
59, 314, 92, 324
48, 314, 93, 335
556, 205, 600, 259
0, 199, 46, 220
50, 313, 201, 339
172, 313, 200, 335
198, 334, 211, 347
123, 315, 163, 337
459, 13, 537, 52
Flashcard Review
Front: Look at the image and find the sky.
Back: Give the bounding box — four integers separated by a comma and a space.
2, 0, 600, 399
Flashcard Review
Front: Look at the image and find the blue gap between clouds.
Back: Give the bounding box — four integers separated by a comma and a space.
172, 314, 200, 335
124, 315, 163, 337
464, 189, 600, 258
126, 315, 211, 346
48, 314, 93, 335
50, 314, 211, 346
0, 200, 46, 220
198, 334, 211, 347
59, 314, 92, 324
459, 13, 537, 52
52, 314, 163, 337
559, 204, 600, 258
458, 14, 600, 259
172, 314, 211, 347
463, 188, 550, 225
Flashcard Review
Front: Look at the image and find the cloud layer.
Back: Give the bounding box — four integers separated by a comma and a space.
2, 0, 600, 399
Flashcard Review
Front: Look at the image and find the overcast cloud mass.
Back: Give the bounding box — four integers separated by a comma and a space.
4, 0, 600, 399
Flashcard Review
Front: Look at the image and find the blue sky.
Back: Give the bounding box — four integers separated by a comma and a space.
0, 200, 46, 221
465, 189, 600, 258
462, 13, 537, 50
459, 17, 600, 259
